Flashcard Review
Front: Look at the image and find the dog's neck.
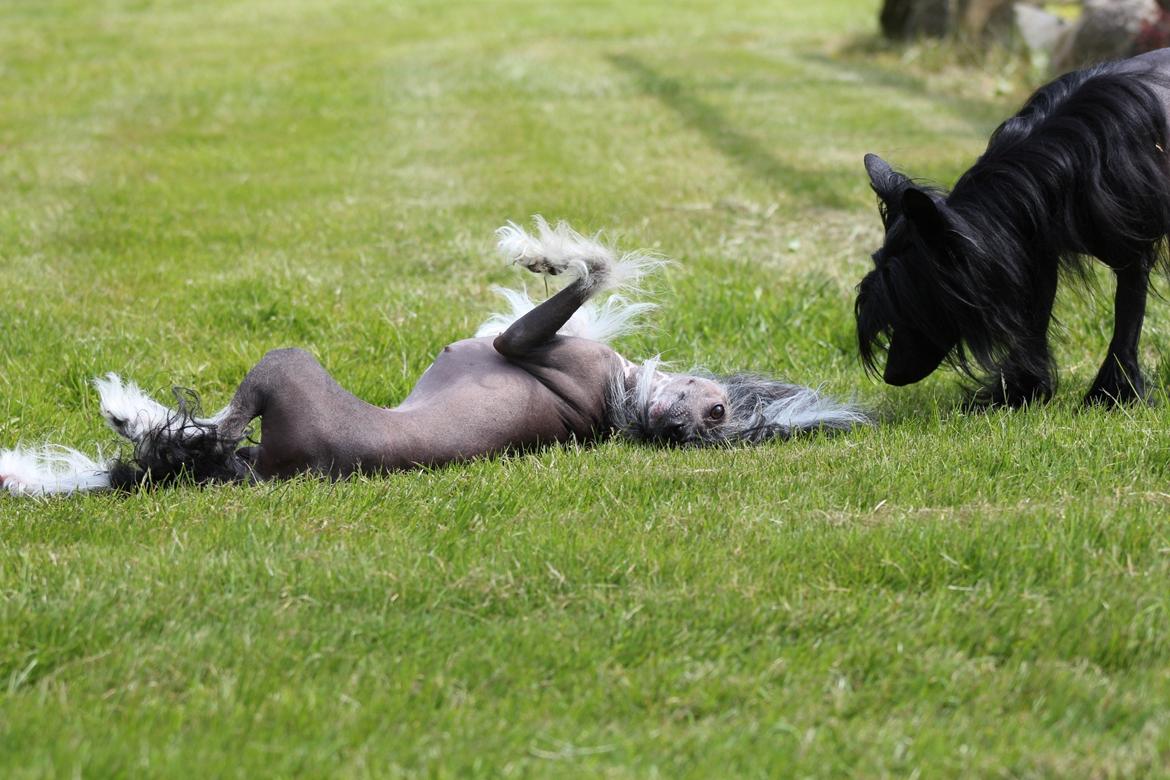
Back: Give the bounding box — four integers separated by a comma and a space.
619, 355, 667, 388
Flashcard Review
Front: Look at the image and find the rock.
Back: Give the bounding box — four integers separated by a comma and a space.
1014, 4, 1070, 56
1052, 0, 1160, 71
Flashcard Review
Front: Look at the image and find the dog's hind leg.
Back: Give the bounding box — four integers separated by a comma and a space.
96, 349, 339, 486
1085, 263, 1151, 406
93, 349, 392, 485
1, 349, 360, 495
94, 373, 231, 445
1, 375, 246, 496
89, 372, 256, 489
216, 348, 397, 480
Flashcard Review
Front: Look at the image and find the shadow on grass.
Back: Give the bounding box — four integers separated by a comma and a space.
606, 53, 857, 210
801, 51, 1015, 136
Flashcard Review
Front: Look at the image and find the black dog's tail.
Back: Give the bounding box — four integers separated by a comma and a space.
0, 376, 252, 496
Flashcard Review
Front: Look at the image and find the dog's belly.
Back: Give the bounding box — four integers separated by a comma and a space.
390, 338, 605, 464
402, 338, 527, 401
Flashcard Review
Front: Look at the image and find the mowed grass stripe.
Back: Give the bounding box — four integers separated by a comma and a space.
4, 0, 1170, 777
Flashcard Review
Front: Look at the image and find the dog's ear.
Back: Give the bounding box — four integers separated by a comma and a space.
864, 153, 911, 204
901, 186, 950, 245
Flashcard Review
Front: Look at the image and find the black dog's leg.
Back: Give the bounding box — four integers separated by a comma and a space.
1085, 264, 1150, 406
971, 264, 1058, 408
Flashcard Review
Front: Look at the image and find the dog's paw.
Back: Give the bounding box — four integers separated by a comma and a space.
496, 221, 567, 275
495, 217, 613, 280
0, 452, 22, 495
1084, 362, 1148, 408
0, 453, 35, 496
1083, 384, 1150, 408
93, 373, 171, 442
518, 254, 564, 276
0, 473, 24, 496
0, 471, 29, 496
966, 372, 1053, 411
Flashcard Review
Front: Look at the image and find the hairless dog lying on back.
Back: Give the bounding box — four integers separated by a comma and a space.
0, 218, 867, 496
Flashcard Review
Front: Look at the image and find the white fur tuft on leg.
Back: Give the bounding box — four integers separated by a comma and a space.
0, 445, 111, 496
94, 373, 174, 442
483, 216, 665, 343
495, 216, 664, 293
94, 373, 229, 443
475, 287, 657, 344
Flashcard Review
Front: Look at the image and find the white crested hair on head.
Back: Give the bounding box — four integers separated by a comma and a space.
606, 363, 870, 446
719, 375, 870, 443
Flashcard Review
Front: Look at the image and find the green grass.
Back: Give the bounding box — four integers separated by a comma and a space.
3, 0, 1170, 776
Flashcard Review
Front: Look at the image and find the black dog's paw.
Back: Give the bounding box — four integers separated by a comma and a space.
966, 373, 1053, 411
963, 386, 1003, 412
1084, 361, 1149, 408
1082, 383, 1150, 408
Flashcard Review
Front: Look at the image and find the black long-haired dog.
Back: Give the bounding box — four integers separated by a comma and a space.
856, 49, 1170, 407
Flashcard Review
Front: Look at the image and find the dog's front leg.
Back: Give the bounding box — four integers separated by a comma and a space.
492, 280, 595, 359
970, 263, 1059, 409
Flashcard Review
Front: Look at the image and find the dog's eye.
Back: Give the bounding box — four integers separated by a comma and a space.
709, 404, 725, 421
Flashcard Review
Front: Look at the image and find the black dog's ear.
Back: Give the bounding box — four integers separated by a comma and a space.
901, 187, 950, 244
864, 153, 911, 204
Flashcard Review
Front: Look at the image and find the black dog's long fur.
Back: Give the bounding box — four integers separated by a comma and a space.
857, 57, 1170, 407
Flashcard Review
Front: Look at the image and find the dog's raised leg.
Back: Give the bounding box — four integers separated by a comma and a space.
492, 276, 600, 358
1085, 263, 1150, 406
212, 347, 377, 479
491, 218, 638, 357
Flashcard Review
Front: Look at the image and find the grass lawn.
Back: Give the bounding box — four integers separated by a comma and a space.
3, 0, 1170, 776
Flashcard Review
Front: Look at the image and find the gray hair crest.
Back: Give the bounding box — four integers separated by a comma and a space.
606, 360, 869, 446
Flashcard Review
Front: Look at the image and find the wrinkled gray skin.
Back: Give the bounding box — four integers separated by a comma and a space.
216, 277, 729, 479
640, 372, 729, 444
